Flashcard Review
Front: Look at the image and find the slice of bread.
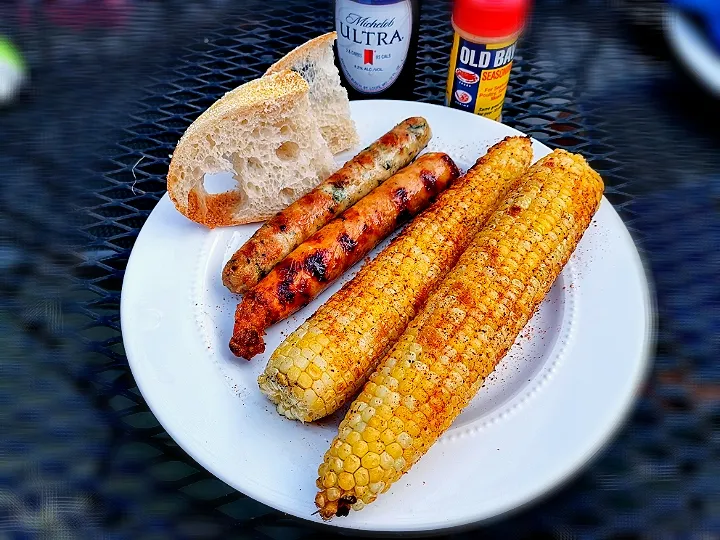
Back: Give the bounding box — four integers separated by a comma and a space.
266, 32, 358, 154
167, 70, 336, 227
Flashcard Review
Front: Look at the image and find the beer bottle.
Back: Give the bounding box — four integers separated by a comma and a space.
334, 0, 421, 100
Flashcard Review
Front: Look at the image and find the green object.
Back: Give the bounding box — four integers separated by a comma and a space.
0, 37, 27, 104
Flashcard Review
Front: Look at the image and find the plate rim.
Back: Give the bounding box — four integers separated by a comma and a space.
121, 99, 654, 533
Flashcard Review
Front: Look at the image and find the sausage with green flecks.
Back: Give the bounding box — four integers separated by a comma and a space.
221, 117, 432, 294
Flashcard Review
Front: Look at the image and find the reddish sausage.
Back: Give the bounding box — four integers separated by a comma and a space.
229, 152, 460, 359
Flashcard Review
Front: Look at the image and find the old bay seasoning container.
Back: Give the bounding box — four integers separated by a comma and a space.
446, 0, 529, 121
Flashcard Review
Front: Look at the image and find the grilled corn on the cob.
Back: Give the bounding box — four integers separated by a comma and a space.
314, 149, 604, 519
258, 136, 533, 422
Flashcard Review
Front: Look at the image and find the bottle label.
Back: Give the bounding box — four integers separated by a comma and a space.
446, 33, 517, 121
335, 0, 412, 94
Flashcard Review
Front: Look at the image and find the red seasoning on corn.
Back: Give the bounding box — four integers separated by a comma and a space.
315, 150, 604, 518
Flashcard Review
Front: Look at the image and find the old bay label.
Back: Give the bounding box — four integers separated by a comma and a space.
336, 0, 412, 94
446, 34, 517, 121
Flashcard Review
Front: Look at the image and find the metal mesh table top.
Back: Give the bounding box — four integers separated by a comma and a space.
2, 0, 719, 537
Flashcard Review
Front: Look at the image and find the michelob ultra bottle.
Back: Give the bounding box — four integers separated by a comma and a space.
334, 0, 421, 100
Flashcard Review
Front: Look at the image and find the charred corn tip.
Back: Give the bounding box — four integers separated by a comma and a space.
314, 149, 603, 518
258, 136, 534, 424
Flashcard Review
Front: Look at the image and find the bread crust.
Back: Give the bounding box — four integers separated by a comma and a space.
264, 32, 337, 76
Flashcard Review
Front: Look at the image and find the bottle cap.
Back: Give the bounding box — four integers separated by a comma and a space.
452, 0, 530, 39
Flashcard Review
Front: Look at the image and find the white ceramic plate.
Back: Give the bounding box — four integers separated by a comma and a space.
121, 100, 652, 533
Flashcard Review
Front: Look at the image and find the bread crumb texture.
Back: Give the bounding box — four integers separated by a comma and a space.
266, 32, 358, 153
167, 70, 335, 228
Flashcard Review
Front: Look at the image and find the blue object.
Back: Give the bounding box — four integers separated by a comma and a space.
670, 0, 720, 53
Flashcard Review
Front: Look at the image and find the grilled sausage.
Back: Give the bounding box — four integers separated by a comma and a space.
229, 152, 459, 359
222, 117, 432, 294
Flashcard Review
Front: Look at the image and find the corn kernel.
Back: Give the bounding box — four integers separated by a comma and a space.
294, 356, 309, 370
314, 355, 327, 370
386, 442, 403, 459
387, 391, 401, 409
412, 387, 428, 403
337, 442, 352, 460
322, 472, 337, 489
379, 452, 394, 470
406, 420, 420, 437
330, 457, 343, 473
377, 404, 394, 420
354, 468, 369, 487
398, 379, 413, 394
352, 440, 368, 458
395, 406, 411, 421
279, 356, 293, 373
338, 425, 352, 440
286, 365, 301, 383
380, 429, 395, 445
338, 472, 355, 491
355, 485, 369, 499
404, 447, 420, 464
361, 452, 380, 469
361, 407, 375, 422
369, 482, 385, 494
307, 363, 322, 380
412, 410, 427, 426
397, 432, 412, 449
403, 395, 417, 411
346, 430, 361, 445
362, 426, 380, 443
389, 416, 404, 433
303, 388, 318, 406
368, 416, 387, 432
343, 454, 361, 473
367, 440, 385, 454
368, 467, 384, 483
